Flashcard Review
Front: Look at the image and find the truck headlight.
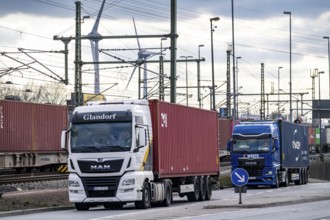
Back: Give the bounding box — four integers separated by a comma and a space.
122, 178, 135, 186
68, 180, 80, 187
265, 171, 273, 175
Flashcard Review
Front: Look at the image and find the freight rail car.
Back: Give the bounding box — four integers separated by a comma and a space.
0, 100, 68, 172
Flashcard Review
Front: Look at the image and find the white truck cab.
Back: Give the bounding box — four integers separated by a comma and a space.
62, 100, 154, 210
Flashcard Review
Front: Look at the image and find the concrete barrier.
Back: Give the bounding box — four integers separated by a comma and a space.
309, 154, 330, 180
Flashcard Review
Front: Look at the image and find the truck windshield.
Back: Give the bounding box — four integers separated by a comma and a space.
70, 122, 132, 153
232, 138, 271, 153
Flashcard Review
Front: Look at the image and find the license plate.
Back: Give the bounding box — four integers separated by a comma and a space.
249, 176, 256, 180
93, 186, 108, 191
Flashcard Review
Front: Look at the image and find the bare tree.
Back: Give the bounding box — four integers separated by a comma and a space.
0, 80, 69, 105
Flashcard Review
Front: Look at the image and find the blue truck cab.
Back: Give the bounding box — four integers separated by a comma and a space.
227, 120, 309, 188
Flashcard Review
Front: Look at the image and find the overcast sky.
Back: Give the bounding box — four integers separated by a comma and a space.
0, 0, 330, 121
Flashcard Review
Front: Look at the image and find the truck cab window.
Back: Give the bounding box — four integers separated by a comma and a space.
71, 122, 132, 153
233, 138, 271, 153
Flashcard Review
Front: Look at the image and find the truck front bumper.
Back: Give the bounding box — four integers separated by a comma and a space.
246, 167, 277, 186
67, 172, 151, 203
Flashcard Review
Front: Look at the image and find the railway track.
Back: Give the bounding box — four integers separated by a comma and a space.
0, 172, 68, 185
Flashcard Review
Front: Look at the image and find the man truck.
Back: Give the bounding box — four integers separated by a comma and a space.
61, 99, 219, 210
227, 120, 309, 188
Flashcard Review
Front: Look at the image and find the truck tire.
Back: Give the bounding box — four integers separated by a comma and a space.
135, 181, 150, 209
282, 170, 289, 187
205, 176, 212, 201
75, 203, 90, 211
187, 177, 200, 202
302, 169, 308, 184
295, 170, 302, 185
161, 180, 172, 207
271, 175, 279, 188
198, 176, 206, 201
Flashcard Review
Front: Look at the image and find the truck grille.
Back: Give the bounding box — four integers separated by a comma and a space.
78, 159, 124, 173
238, 158, 265, 168
81, 176, 121, 198
244, 168, 263, 177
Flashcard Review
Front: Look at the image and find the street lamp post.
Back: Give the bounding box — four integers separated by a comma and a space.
283, 11, 292, 122
278, 66, 283, 117
198, 44, 204, 108
210, 16, 220, 111
180, 55, 193, 106
159, 37, 167, 101
318, 70, 324, 154
323, 36, 330, 99
235, 56, 241, 119
318, 71, 324, 100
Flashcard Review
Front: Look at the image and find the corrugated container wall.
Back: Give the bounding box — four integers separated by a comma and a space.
279, 120, 309, 168
0, 100, 68, 152
218, 118, 233, 151
149, 100, 219, 178
308, 126, 315, 146
327, 128, 330, 144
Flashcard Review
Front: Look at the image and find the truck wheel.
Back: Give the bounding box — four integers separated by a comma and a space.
295, 170, 302, 185
271, 175, 279, 188
198, 176, 206, 201
135, 181, 150, 209
75, 203, 90, 211
187, 177, 200, 202
283, 171, 289, 187
302, 169, 307, 184
205, 176, 212, 201
161, 180, 172, 207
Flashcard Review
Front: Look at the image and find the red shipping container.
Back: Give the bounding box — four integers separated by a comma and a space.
218, 118, 233, 151
149, 100, 219, 178
0, 100, 68, 152
308, 126, 315, 146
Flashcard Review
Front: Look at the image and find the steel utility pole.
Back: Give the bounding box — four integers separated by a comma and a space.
283, 11, 292, 122
323, 36, 330, 99
231, 0, 236, 124
75, 1, 82, 107
170, 0, 177, 103
197, 44, 204, 108
260, 63, 265, 120
226, 47, 232, 118
310, 69, 318, 100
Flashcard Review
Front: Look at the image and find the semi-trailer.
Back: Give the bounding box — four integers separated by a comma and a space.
61, 99, 219, 210
227, 120, 309, 188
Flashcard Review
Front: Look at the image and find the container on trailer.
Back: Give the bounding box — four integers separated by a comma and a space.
326, 128, 330, 145
279, 120, 309, 168
308, 126, 315, 146
148, 100, 219, 178
0, 100, 68, 152
218, 118, 233, 152
321, 128, 327, 145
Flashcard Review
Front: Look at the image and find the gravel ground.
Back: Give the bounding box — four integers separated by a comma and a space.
0, 180, 72, 212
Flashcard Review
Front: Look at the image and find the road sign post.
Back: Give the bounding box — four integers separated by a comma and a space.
231, 168, 249, 204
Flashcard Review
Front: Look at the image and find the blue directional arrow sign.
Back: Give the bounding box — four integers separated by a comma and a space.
231, 168, 249, 186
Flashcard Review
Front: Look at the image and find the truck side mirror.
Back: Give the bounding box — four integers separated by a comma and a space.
226, 139, 232, 151
136, 127, 146, 147
61, 130, 68, 150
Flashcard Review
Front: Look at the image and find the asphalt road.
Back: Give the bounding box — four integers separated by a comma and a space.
1, 180, 329, 220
